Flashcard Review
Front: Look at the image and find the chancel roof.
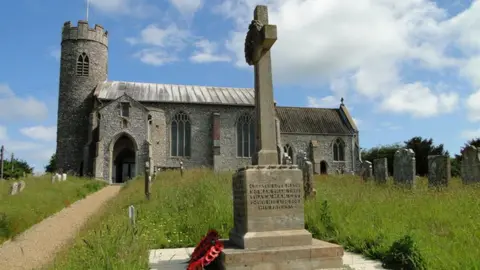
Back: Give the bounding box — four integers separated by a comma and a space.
94, 81, 355, 135
276, 107, 354, 135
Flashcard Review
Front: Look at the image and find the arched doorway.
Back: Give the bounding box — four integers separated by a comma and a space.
320, 161, 328, 175
112, 135, 137, 183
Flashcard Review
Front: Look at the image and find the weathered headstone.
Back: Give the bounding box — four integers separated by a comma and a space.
303, 161, 316, 199
18, 180, 26, 192
393, 148, 416, 188
360, 161, 372, 180
128, 205, 135, 226
144, 161, 150, 200
225, 5, 343, 269
61, 173, 67, 181
373, 158, 388, 184
428, 155, 450, 188
10, 182, 19, 195
461, 145, 480, 184
51, 174, 56, 183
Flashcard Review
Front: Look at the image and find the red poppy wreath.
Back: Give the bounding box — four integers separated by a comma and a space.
187, 229, 225, 270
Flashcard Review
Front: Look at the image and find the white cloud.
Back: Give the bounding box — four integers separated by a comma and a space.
461, 128, 480, 139
466, 89, 480, 122
352, 117, 362, 128
306, 95, 340, 108
0, 84, 48, 121
49, 47, 60, 61
20, 126, 56, 142
127, 24, 190, 66
190, 40, 231, 63
0, 125, 54, 173
379, 82, 459, 117
216, 0, 478, 118
380, 122, 402, 131
89, 0, 157, 17
168, 0, 203, 16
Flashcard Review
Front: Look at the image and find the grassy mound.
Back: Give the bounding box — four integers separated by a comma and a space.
48, 169, 480, 270
0, 175, 106, 244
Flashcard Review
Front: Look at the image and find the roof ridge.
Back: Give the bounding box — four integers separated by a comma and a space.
102, 80, 253, 91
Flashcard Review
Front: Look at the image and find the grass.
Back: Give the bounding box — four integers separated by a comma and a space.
48, 169, 480, 270
0, 175, 107, 244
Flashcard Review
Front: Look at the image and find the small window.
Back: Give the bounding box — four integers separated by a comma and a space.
76, 53, 89, 76
122, 119, 128, 129
121, 103, 130, 117
333, 138, 345, 161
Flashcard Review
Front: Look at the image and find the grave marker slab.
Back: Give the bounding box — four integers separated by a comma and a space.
461, 145, 480, 184
393, 148, 416, 188
373, 158, 388, 184
428, 155, 450, 188
10, 182, 19, 195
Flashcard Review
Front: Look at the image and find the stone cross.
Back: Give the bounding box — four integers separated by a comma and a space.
244, 5, 278, 165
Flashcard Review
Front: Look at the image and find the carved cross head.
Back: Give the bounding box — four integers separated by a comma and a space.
244, 5, 278, 66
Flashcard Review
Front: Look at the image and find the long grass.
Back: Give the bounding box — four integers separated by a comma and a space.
48, 169, 480, 270
0, 175, 106, 244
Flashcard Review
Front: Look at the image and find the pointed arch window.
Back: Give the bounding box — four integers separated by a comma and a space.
236, 113, 255, 157
284, 144, 294, 159
76, 52, 89, 76
333, 138, 345, 161
171, 111, 191, 157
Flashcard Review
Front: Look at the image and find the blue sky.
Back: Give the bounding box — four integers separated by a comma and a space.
0, 0, 479, 172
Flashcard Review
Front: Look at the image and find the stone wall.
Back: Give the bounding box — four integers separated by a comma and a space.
282, 134, 358, 174
96, 95, 149, 182
91, 100, 359, 179
56, 21, 108, 175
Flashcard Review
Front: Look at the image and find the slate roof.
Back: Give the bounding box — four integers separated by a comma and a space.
94, 81, 354, 135
276, 106, 354, 135
94, 81, 254, 106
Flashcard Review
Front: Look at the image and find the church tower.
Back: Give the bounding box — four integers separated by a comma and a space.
56, 20, 108, 174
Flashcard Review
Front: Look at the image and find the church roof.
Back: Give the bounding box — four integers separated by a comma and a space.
276, 107, 354, 135
94, 81, 254, 106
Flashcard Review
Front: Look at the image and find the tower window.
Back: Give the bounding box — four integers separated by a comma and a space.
121, 103, 130, 117
76, 53, 89, 77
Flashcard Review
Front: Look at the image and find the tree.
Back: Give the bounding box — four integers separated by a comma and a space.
45, 153, 56, 173
361, 143, 403, 176
1, 157, 33, 179
451, 138, 480, 177
404, 136, 447, 176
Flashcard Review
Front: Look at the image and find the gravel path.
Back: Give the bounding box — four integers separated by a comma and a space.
0, 185, 122, 270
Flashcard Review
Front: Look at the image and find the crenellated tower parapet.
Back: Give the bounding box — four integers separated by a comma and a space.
62, 20, 108, 47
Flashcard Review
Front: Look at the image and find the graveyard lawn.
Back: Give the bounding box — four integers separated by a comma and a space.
0, 175, 106, 244
48, 169, 480, 270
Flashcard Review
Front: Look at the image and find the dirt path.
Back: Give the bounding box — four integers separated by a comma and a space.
0, 185, 122, 270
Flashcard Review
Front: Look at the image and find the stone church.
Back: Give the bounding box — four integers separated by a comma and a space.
55, 20, 361, 183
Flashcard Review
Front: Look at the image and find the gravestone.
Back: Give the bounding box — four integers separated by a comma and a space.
224, 5, 343, 269
18, 180, 26, 192
302, 161, 316, 199
461, 145, 480, 184
373, 158, 388, 184
144, 161, 151, 200
61, 173, 67, 181
428, 155, 450, 188
10, 182, 19, 195
360, 161, 372, 180
128, 205, 136, 226
393, 148, 416, 188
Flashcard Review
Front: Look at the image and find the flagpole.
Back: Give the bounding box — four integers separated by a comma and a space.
86, 0, 90, 21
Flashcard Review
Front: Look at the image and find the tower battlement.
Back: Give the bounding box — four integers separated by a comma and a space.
62, 20, 108, 46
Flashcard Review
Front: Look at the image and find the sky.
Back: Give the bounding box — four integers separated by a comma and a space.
0, 0, 479, 172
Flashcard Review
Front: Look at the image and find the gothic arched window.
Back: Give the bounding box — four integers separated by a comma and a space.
284, 144, 294, 159
333, 138, 345, 161
76, 52, 89, 76
236, 113, 255, 157
171, 111, 191, 157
